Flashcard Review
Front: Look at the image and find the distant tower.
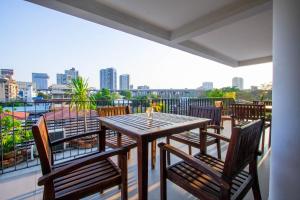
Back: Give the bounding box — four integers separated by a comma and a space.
100, 68, 117, 91
232, 77, 244, 90
119, 74, 130, 90
57, 67, 79, 85
202, 82, 213, 91
32, 73, 49, 90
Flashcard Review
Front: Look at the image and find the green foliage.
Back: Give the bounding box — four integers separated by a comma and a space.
70, 77, 95, 131
149, 94, 159, 99
111, 92, 120, 100
202, 86, 271, 102
0, 116, 33, 153
70, 77, 95, 111
135, 95, 148, 100
120, 90, 132, 100
205, 89, 224, 98
221, 87, 239, 93
37, 92, 50, 100
93, 89, 112, 101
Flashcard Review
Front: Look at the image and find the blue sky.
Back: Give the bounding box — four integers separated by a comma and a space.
0, 0, 272, 89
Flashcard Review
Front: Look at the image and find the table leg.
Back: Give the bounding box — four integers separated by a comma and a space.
99, 126, 106, 152
199, 125, 207, 154
137, 136, 148, 200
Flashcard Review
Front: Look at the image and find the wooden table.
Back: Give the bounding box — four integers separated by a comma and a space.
99, 112, 211, 200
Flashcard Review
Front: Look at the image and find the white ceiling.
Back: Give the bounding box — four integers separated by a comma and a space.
96, 0, 237, 31
191, 9, 272, 62
26, 0, 273, 67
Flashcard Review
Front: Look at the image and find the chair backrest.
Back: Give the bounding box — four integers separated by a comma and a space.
223, 119, 264, 179
32, 116, 53, 175
231, 104, 265, 122
188, 106, 221, 126
97, 106, 130, 117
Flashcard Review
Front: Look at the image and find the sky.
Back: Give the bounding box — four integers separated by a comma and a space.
0, 0, 272, 90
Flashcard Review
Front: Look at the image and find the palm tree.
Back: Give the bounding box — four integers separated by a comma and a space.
70, 77, 94, 132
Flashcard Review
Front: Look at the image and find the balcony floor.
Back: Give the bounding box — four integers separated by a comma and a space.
0, 121, 270, 200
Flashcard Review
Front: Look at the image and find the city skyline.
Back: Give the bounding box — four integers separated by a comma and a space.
0, 1, 272, 90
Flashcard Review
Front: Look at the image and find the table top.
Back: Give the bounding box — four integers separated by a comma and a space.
99, 112, 211, 139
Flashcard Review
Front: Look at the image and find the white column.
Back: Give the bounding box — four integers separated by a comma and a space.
271, 0, 300, 199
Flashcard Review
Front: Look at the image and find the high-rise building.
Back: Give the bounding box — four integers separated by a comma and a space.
251, 86, 258, 91
32, 73, 49, 90
129, 84, 134, 90
57, 67, 79, 85
100, 68, 117, 91
0, 76, 18, 101
232, 77, 244, 90
17, 81, 36, 102
201, 82, 213, 91
0, 69, 14, 78
119, 74, 130, 90
0, 69, 18, 100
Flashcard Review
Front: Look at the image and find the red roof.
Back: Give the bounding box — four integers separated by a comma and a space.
44, 107, 98, 121
0, 111, 30, 120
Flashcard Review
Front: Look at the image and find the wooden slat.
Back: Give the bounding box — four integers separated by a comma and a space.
54, 158, 121, 199
167, 153, 252, 199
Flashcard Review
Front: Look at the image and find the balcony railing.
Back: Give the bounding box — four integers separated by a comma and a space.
0, 97, 234, 174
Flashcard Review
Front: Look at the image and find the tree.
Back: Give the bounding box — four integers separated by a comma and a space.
70, 77, 95, 132
111, 92, 120, 100
93, 88, 112, 101
120, 90, 132, 100
37, 92, 50, 100
205, 89, 224, 98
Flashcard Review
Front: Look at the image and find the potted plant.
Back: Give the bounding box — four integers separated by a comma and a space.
69, 77, 97, 148
1, 115, 27, 168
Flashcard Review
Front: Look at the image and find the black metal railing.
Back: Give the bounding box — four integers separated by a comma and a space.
0, 97, 234, 174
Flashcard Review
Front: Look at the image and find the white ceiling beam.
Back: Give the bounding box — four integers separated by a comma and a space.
170, 0, 272, 44
26, 0, 171, 44
174, 41, 238, 67
238, 56, 272, 66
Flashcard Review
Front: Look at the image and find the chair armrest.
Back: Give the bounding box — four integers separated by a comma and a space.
158, 142, 227, 185
205, 131, 231, 142
38, 147, 127, 186
51, 130, 100, 146
207, 125, 222, 130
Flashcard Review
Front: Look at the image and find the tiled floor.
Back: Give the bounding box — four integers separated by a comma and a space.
0, 122, 270, 200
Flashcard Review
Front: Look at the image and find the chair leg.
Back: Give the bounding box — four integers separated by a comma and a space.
251, 163, 262, 200
160, 147, 167, 200
166, 137, 171, 165
151, 140, 157, 169
217, 140, 221, 159
120, 152, 128, 200
188, 145, 192, 155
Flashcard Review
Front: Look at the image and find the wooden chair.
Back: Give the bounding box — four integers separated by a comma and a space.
230, 103, 270, 154
166, 106, 223, 162
97, 106, 157, 169
32, 116, 128, 200
159, 119, 264, 200
252, 101, 272, 148
215, 100, 232, 129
